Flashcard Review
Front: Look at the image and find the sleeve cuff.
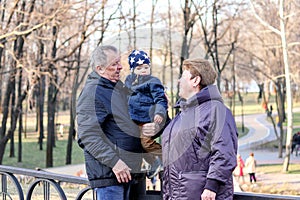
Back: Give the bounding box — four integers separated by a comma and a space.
204, 178, 222, 193
108, 156, 120, 168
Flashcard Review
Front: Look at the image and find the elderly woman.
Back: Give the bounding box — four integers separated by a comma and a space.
162, 58, 238, 200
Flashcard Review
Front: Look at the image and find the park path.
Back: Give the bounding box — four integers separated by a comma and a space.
236, 107, 300, 165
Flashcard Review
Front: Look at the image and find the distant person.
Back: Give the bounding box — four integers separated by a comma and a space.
125, 49, 169, 179
245, 152, 257, 184
291, 132, 298, 154
161, 58, 238, 200
59, 124, 64, 137
269, 105, 273, 115
262, 101, 267, 113
276, 115, 281, 127
291, 132, 300, 156
234, 154, 245, 184
296, 132, 300, 156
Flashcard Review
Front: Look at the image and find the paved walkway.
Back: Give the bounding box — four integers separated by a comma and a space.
45, 163, 86, 177
236, 107, 300, 165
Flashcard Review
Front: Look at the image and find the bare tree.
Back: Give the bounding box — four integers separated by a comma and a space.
193, 0, 242, 91
149, 0, 158, 64
0, 0, 110, 166
249, 0, 293, 171
168, 0, 175, 117
0, 0, 35, 164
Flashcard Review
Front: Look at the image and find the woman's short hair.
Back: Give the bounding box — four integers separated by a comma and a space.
183, 58, 217, 87
90, 45, 118, 70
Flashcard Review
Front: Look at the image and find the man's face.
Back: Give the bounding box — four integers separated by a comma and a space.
100, 50, 123, 82
178, 70, 194, 99
134, 64, 151, 76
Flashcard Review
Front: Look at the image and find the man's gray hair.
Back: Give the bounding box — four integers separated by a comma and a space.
90, 45, 118, 71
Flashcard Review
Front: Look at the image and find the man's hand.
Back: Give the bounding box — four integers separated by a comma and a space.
201, 189, 216, 200
112, 159, 132, 183
142, 122, 160, 137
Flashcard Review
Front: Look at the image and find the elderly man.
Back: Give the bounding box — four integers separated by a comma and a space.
76, 45, 157, 200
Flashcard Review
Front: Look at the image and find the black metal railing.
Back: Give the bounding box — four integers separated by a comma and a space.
0, 165, 299, 200
0, 165, 92, 200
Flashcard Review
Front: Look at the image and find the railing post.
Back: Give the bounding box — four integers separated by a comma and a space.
1, 174, 7, 200
26, 179, 67, 200
0, 172, 24, 200
44, 180, 50, 200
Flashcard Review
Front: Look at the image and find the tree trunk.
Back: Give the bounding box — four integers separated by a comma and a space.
149, 0, 157, 65
176, 0, 191, 114
37, 41, 45, 150
0, 82, 12, 164
46, 25, 58, 168
17, 64, 23, 162
9, 74, 16, 158
66, 95, 76, 164
47, 68, 58, 167
168, 0, 175, 117
0, 42, 4, 109
0, 1, 8, 109
275, 80, 285, 158
231, 50, 236, 117
66, 58, 80, 165
133, 0, 136, 49
281, 0, 293, 172
0, 80, 28, 164
10, 13, 27, 158
47, 84, 55, 167
18, 111, 22, 162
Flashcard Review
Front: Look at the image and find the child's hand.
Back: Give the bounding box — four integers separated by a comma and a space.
154, 115, 163, 124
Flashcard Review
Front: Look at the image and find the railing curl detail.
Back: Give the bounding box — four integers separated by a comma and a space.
0, 165, 91, 200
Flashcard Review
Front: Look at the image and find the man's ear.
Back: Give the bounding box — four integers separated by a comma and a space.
96, 65, 105, 74
193, 76, 201, 87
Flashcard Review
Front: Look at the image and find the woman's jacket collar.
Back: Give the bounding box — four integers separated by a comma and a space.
174, 85, 223, 110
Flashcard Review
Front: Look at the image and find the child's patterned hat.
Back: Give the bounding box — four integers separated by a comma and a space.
128, 50, 150, 71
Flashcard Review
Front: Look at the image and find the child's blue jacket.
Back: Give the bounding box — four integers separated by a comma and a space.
125, 74, 168, 123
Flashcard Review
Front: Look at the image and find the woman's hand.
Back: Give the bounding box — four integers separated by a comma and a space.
201, 189, 216, 200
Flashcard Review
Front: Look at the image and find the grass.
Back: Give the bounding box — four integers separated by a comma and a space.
283, 112, 300, 127
2, 132, 84, 169
240, 163, 300, 196
3, 122, 248, 169
257, 164, 300, 174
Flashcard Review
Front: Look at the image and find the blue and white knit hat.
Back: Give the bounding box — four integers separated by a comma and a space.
128, 50, 150, 71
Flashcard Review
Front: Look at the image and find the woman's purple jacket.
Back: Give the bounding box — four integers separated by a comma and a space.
162, 85, 238, 200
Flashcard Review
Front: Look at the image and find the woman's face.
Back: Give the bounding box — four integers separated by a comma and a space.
178, 70, 194, 99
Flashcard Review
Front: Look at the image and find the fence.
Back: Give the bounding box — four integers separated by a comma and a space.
0, 165, 298, 200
